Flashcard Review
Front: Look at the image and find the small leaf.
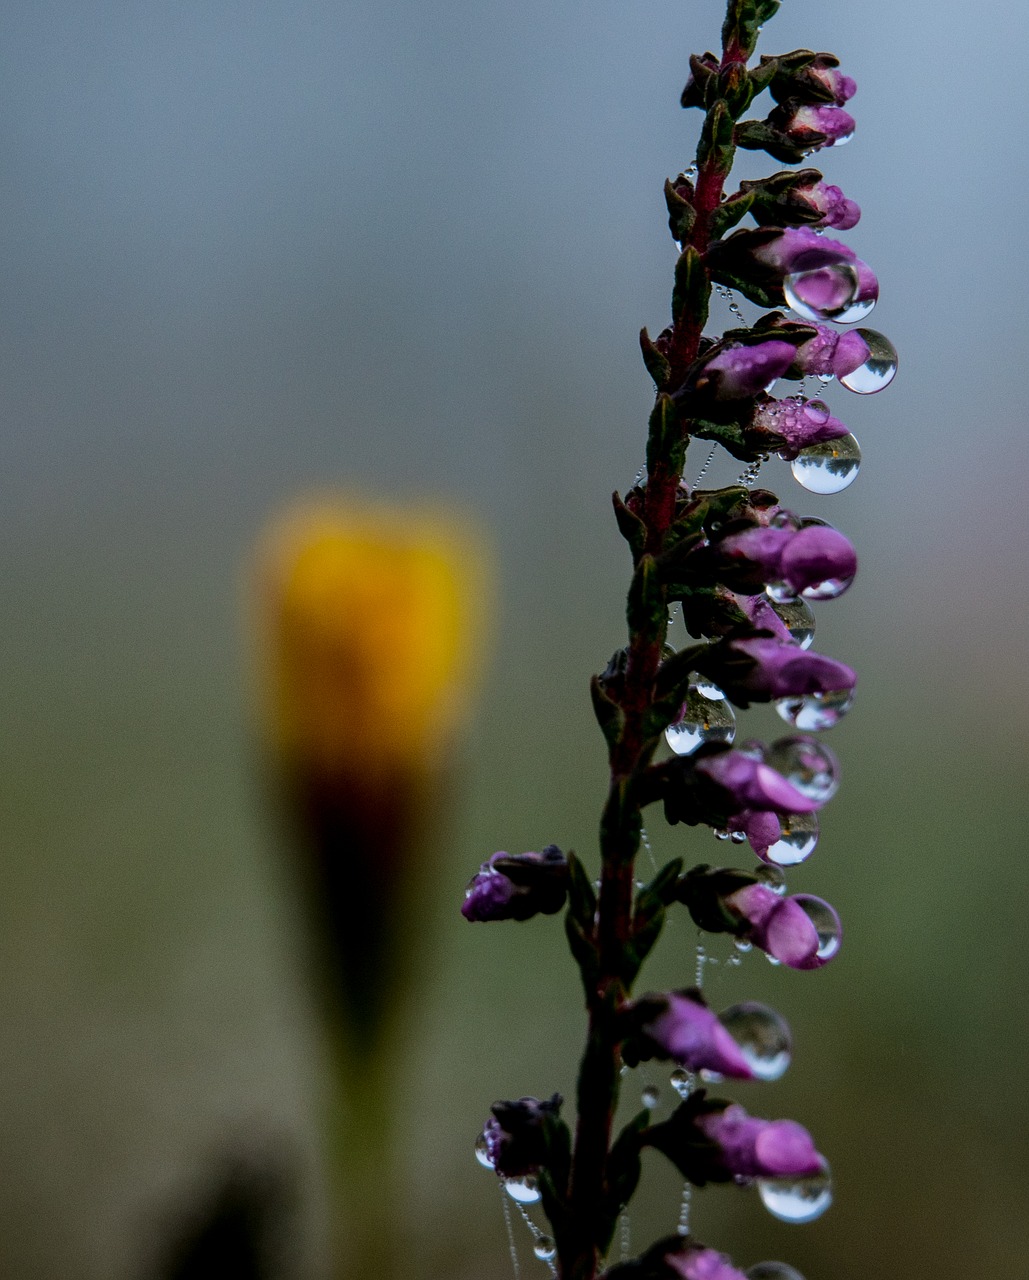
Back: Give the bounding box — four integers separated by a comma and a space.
639, 326, 672, 389
709, 190, 754, 240
697, 100, 735, 176
626, 555, 666, 642
672, 246, 710, 332
652, 643, 712, 706
591, 672, 626, 750
566, 850, 597, 927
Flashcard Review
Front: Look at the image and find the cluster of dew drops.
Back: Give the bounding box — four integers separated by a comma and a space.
471, 181, 894, 1280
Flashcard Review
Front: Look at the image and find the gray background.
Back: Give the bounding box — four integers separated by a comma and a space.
0, 1, 1025, 1277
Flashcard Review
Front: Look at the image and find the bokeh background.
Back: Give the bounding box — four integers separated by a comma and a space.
0, 0, 1026, 1276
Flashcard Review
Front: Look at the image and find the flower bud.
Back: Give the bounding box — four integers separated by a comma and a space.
752, 226, 878, 312
694, 340, 797, 400
461, 846, 569, 922
483, 1094, 563, 1178
603, 1237, 749, 1280
627, 990, 755, 1080
790, 326, 870, 379
777, 103, 855, 150
726, 808, 781, 860
719, 636, 856, 702
798, 178, 861, 230
694, 750, 821, 815
725, 883, 841, 969
750, 397, 851, 454
695, 1103, 823, 1179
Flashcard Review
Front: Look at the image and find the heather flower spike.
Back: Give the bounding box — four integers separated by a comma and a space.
463, 3, 892, 1275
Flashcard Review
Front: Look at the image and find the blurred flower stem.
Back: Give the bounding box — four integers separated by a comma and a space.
253, 498, 487, 1279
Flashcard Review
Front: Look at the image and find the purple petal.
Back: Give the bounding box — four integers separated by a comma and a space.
753, 1120, 823, 1176
462, 862, 517, 921
731, 637, 857, 698
696, 751, 821, 814
700, 341, 797, 399
761, 897, 821, 968
780, 526, 857, 594
645, 992, 754, 1080
665, 1246, 750, 1280
718, 526, 792, 578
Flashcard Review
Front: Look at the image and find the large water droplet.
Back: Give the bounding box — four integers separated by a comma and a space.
534, 1237, 557, 1262
790, 434, 861, 494
764, 812, 819, 867
757, 1160, 833, 1224
783, 262, 860, 324
793, 894, 842, 962
474, 1132, 495, 1170
746, 1263, 806, 1280
504, 1176, 542, 1205
765, 580, 799, 605
770, 596, 815, 648
775, 687, 856, 731
753, 863, 787, 894
765, 736, 840, 803
838, 328, 898, 394
641, 1085, 660, 1109
692, 674, 727, 700
719, 1002, 792, 1081
666, 686, 737, 755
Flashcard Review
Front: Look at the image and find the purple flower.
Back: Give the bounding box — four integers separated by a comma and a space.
724, 883, 841, 969
800, 179, 861, 230
695, 340, 797, 400
782, 104, 856, 149
790, 326, 871, 380
638, 991, 755, 1080
753, 226, 878, 312
779, 525, 857, 594
696, 1103, 824, 1179
726, 808, 781, 860
664, 1244, 750, 1280
483, 1094, 562, 1177
717, 525, 792, 580
751, 396, 850, 454
727, 636, 856, 700
694, 750, 820, 815
462, 845, 569, 922
811, 65, 857, 105
734, 592, 792, 642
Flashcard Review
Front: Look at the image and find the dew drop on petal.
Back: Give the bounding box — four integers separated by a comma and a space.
665, 686, 737, 755
757, 1159, 833, 1224
534, 1237, 557, 1262
792, 894, 843, 962
765, 736, 840, 803
504, 1176, 542, 1205
838, 328, 898, 394
790, 434, 861, 494
770, 596, 815, 648
783, 262, 861, 324
764, 812, 819, 867
775, 687, 856, 731
803, 399, 830, 424
474, 1132, 495, 1170
746, 1263, 807, 1280
766, 580, 799, 605
718, 1002, 792, 1081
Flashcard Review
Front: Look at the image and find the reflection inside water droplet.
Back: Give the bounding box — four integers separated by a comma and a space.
838, 328, 898, 394
665, 685, 737, 755
764, 812, 819, 867
783, 262, 860, 323
793, 894, 842, 962
757, 1159, 833, 1223
770, 596, 815, 648
765, 736, 840, 803
641, 1085, 660, 1109
534, 1236, 557, 1262
789, 434, 861, 494
775, 687, 855, 731
475, 1132, 495, 1169
504, 1176, 542, 1205
718, 1002, 792, 1081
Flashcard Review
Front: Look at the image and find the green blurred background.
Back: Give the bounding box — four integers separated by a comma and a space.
0, 0, 1026, 1276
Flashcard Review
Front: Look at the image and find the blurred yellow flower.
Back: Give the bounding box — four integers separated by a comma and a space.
255, 498, 486, 786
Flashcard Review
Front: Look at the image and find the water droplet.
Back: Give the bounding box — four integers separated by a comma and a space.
793, 894, 842, 961
775, 687, 856, 731
746, 1263, 806, 1280
641, 1085, 660, 1109
803, 399, 830, 424
730, 830, 748, 844
718, 1002, 792, 1081
764, 812, 819, 867
757, 1159, 833, 1224
504, 1176, 542, 1205
769, 510, 801, 531
753, 863, 787, 894
714, 828, 731, 841
734, 937, 754, 952
662, 642, 677, 660
665, 686, 737, 755
737, 738, 765, 760
692, 674, 726, 700
765, 580, 799, 605
783, 261, 860, 323
789, 434, 861, 494
770, 596, 815, 648
838, 328, 898, 394
669, 1068, 693, 1098
475, 1132, 495, 1170
765, 736, 840, 804
533, 1237, 557, 1262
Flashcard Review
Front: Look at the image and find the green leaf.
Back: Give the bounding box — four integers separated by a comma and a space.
664, 178, 696, 245
697, 99, 735, 176
612, 489, 647, 559
709, 190, 754, 240
672, 246, 710, 333
639, 326, 671, 389
626, 555, 666, 642
652, 643, 712, 706
590, 672, 625, 750
735, 118, 813, 166
722, 0, 781, 59
566, 850, 597, 927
